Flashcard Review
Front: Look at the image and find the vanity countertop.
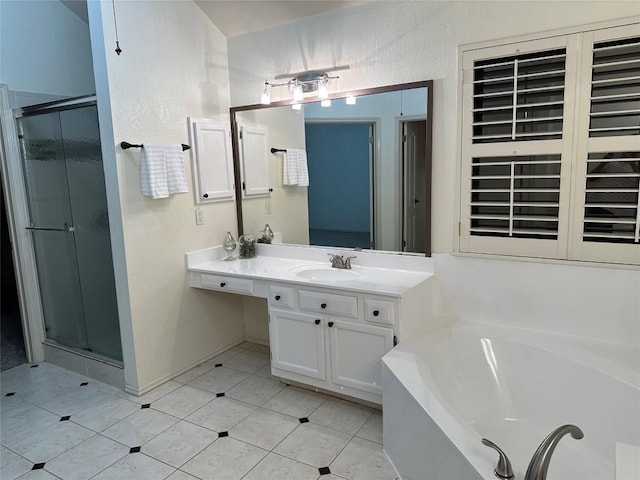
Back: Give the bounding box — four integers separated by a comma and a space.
186, 244, 433, 297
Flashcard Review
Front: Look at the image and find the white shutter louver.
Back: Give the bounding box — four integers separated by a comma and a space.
473, 49, 566, 143
470, 154, 562, 239
589, 37, 640, 137
583, 151, 640, 244
581, 35, 640, 249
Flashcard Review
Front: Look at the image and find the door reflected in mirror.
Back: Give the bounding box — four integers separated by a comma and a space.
231, 81, 432, 256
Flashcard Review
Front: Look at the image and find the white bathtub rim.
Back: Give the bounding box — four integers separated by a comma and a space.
383, 348, 495, 479
382, 321, 640, 480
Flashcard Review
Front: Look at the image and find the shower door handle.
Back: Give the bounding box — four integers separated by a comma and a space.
26, 223, 75, 233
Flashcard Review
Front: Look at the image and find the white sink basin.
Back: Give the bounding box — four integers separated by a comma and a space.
293, 266, 360, 282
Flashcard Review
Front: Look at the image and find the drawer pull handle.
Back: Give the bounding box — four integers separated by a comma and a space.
275, 295, 281, 301
321, 303, 327, 309
315, 319, 321, 325
220, 282, 226, 288
373, 310, 380, 317
328, 321, 334, 327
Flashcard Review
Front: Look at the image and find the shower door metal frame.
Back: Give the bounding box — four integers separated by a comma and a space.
0, 84, 45, 363
0, 86, 104, 364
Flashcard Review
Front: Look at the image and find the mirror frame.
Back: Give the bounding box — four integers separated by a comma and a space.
230, 80, 433, 256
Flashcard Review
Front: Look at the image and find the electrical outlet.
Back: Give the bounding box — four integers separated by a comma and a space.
195, 208, 204, 225
265, 198, 272, 214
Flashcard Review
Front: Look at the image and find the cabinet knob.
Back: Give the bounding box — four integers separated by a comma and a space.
328, 321, 334, 327
321, 303, 327, 309
203, 193, 209, 198
275, 295, 281, 301
373, 310, 380, 317
315, 319, 321, 325
220, 282, 226, 287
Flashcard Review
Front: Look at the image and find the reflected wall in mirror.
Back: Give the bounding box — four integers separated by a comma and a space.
231, 81, 432, 256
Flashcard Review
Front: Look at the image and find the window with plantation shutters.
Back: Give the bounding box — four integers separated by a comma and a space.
459, 21, 640, 265
472, 49, 566, 143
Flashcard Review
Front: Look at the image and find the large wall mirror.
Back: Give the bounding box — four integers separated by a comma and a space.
230, 80, 433, 256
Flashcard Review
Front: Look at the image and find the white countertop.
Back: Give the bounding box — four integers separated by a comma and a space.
186, 244, 433, 297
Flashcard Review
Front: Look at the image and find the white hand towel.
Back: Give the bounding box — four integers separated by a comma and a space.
165, 145, 189, 194
284, 148, 300, 185
140, 144, 188, 199
296, 149, 309, 187
141, 144, 169, 199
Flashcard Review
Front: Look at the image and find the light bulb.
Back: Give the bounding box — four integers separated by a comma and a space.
292, 103, 302, 111
346, 95, 357, 105
292, 84, 304, 102
321, 99, 331, 107
318, 81, 329, 99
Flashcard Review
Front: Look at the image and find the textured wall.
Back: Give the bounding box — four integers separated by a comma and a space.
227, 1, 640, 344
227, 1, 640, 254
90, 0, 244, 391
0, 0, 95, 97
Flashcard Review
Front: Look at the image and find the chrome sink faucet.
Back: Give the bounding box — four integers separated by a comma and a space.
328, 254, 357, 269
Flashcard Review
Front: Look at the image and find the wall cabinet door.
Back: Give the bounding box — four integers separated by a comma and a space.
269, 308, 326, 380
239, 124, 271, 197
188, 118, 235, 204
327, 319, 393, 395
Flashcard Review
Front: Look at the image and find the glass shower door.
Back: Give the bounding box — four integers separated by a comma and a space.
19, 103, 122, 362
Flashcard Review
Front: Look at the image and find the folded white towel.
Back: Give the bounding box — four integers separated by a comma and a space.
296, 149, 309, 187
165, 145, 189, 194
284, 148, 299, 185
140, 144, 188, 199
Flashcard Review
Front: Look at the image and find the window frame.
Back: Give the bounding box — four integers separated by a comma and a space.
455, 18, 640, 266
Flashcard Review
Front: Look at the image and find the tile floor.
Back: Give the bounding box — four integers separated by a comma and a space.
0, 342, 398, 480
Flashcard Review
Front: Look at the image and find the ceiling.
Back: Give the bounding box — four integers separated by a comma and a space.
194, 1, 364, 38
59, 1, 363, 39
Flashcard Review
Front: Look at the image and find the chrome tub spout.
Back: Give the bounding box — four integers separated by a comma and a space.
525, 424, 584, 480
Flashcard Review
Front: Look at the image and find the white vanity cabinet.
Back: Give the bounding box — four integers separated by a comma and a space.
186, 244, 434, 406
267, 284, 398, 404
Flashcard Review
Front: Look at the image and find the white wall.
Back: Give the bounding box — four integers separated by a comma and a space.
227, 2, 640, 345
0, 0, 95, 99
89, 0, 244, 392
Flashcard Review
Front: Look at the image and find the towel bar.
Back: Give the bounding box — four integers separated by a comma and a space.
121, 141, 190, 151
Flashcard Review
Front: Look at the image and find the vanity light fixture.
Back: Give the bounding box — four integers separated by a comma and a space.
346, 95, 357, 105
260, 82, 271, 105
261, 71, 339, 104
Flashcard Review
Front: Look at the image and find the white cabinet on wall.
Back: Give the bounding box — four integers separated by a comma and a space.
188, 118, 235, 204
239, 124, 271, 197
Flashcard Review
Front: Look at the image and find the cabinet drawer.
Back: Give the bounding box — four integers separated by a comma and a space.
199, 273, 253, 294
363, 298, 396, 326
269, 286, 295, 308
298, 290, 357, 318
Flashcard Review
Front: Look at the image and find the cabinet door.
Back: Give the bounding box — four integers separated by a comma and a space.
239, 124, 270, 197
269, 309, 326, 380
188, 118, 235, 203
327, 319, 393, 395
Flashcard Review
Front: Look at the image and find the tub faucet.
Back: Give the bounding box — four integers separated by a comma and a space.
524, 424, 584, 480
481, 438, 514, 479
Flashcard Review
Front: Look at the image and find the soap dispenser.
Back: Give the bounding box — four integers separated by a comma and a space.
261, 224, 274, 244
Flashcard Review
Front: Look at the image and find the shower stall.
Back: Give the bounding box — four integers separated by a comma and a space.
16, 95, 122, 364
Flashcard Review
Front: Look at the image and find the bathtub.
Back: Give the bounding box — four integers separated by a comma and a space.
381, 322, 640, 480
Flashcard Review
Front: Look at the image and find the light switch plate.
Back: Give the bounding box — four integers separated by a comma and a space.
195, 208, 204, 225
